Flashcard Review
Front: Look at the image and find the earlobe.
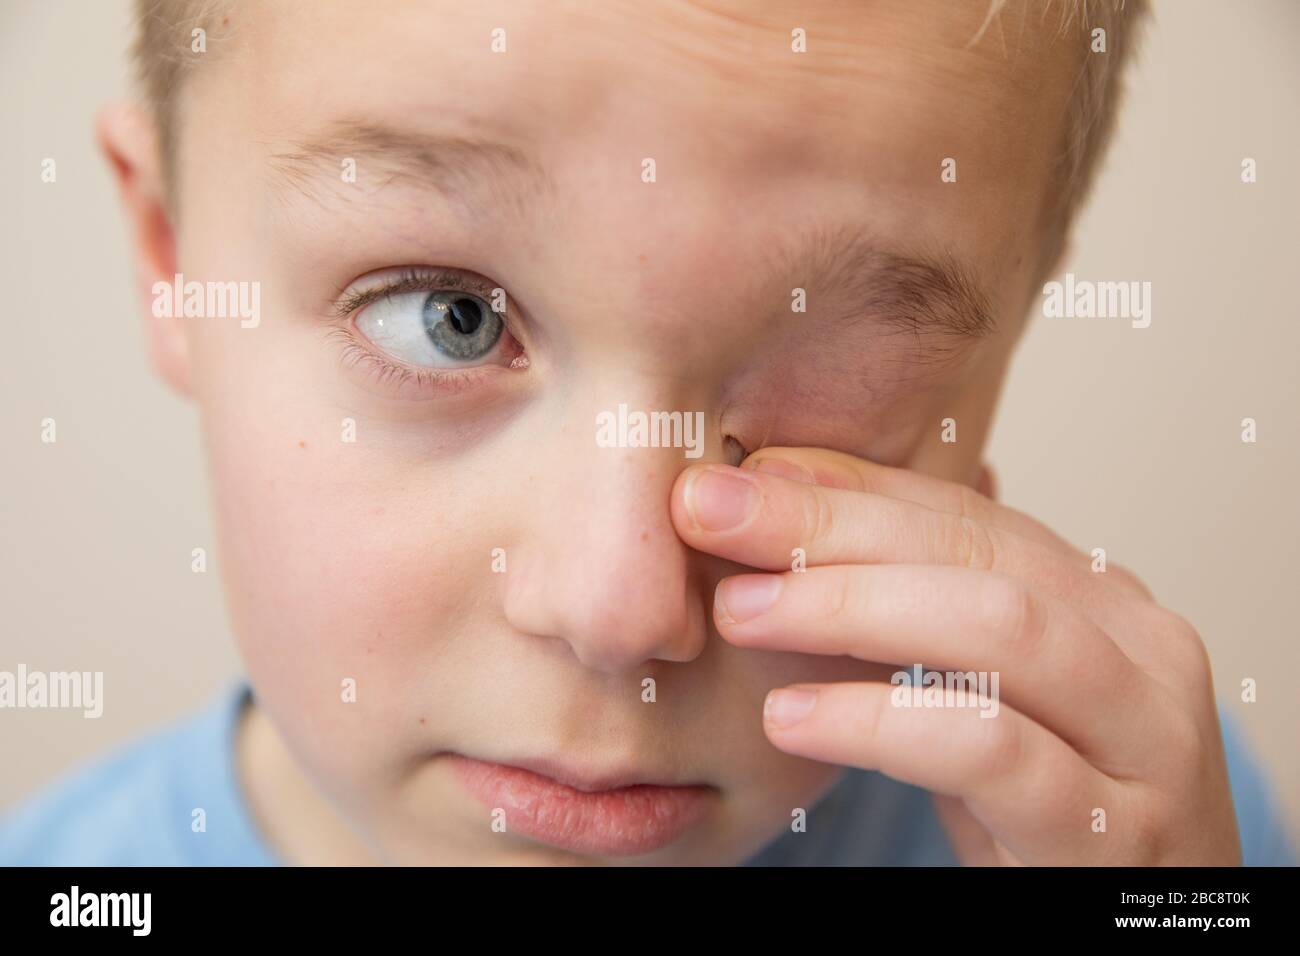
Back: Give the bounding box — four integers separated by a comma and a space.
95, 101, 192, 397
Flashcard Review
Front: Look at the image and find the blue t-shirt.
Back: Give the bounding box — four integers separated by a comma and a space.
1, 682, 1294, 866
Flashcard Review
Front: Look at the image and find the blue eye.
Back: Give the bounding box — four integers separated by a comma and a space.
357, 289, 505, 368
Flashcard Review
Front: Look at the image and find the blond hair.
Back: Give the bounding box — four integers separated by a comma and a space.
133, 0, 1147, 270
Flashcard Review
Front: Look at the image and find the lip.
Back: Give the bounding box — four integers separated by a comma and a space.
447, 753, 716, 856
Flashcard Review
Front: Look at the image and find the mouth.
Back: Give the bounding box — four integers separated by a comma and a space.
446, 753, 717, 857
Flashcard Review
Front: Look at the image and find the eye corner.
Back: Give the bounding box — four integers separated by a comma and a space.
330, 267, 526, 396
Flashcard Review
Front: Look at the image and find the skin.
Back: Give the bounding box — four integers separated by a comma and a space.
98, 0, 1240, 864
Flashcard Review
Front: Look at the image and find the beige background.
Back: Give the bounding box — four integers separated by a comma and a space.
2, 0, 1297, 843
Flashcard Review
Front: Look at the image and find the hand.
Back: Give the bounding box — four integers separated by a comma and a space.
670, 447, 1242, 865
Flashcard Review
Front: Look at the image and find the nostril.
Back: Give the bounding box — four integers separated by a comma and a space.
723, 434, 747, 466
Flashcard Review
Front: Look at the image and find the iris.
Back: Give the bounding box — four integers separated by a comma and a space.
423, 292, 502, 360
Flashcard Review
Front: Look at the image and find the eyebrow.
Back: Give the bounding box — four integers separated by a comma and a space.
775, 224, 997, 344
268, 123, 993, 344
265, 120, 553, 219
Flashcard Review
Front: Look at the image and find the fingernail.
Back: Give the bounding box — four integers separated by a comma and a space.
765, 688, 818, 728
749, 457, 815, 484
684, 468, 758, 532
716, 575, 783, 624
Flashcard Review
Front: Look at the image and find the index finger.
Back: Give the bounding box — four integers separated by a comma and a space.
741, 447, 1151, 599
671, 462, 989, 571
743, 447, 1068, 552
669, 463, 1132, 621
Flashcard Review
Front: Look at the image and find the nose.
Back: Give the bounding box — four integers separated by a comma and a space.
502, 405, 721, 673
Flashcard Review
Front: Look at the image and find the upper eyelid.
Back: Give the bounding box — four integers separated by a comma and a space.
332, 267, 504, 319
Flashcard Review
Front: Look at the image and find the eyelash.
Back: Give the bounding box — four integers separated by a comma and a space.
332, 267, 500, 318
329, 268, 525, 395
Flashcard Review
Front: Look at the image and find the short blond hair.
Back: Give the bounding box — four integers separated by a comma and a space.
133, 0, 1147, 270
1004, 0, 1150, 270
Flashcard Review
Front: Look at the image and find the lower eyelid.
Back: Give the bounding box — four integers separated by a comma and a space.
327, 327, 517, 399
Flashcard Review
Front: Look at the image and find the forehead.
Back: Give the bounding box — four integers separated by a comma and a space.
206, 0, 1078, 262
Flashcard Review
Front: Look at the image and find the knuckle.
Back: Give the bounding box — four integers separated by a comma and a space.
1123, 791, 1169, 863
801, 488, 837, 548
1109, 562, 1155, 599
954, 483, 989, 524
850, 684, 889, 745
1178, 632, 1214, 693
979, 575, 1043, 655
1154, 608, 1212, 687
951, 515, 997, 570
980, 713, 1026, 779
823, 571, 855, 626
1163, 708, 1205, 764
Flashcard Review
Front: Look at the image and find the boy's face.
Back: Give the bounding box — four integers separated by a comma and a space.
149, 0, 1079, 863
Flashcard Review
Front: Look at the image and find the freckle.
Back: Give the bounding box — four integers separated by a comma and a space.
298, 440, 306, 449
641, 530, 649, 542
419, 717, 426, 726
638, 254, 647, 263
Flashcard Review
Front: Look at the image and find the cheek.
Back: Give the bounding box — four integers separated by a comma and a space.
193, 363, 504, 783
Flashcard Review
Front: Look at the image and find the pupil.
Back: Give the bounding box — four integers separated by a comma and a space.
448, 298, 482, 335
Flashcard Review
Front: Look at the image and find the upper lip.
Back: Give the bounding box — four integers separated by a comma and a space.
455, 753, 709, 794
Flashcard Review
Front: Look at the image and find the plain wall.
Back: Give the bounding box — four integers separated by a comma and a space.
2, 0, 1297, 841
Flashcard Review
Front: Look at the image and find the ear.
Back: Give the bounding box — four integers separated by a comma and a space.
96, 101, 192, 397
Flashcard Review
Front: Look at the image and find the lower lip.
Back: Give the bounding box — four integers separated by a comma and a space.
448, 754, 714, 856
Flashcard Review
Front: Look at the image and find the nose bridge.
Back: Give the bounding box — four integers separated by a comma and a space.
503, 382, 718, 673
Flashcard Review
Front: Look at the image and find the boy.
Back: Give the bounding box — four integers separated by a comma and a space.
2, 0, 1294, 865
